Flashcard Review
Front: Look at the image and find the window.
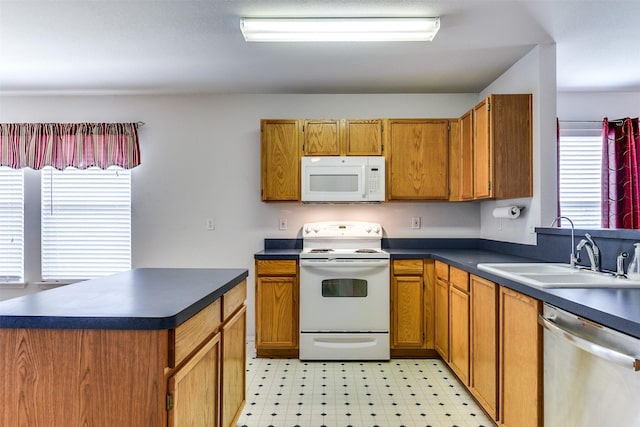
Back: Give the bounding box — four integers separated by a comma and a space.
41, 166, 131, 280
0, 167, 24, 284
558, 122, 602, 228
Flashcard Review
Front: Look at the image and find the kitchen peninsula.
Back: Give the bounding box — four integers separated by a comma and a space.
0, 268, 248, 427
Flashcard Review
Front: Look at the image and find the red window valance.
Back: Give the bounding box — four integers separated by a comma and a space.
0, 122, 141, 170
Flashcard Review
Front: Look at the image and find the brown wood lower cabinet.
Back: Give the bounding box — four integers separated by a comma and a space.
436, 263, 542, 427
221, 305, 247, 427
499, 286, 542, 427
391, 259, 436, 358
434, 260, 450, 360
255, 259, 299, 358
158, 280, 248, 427
169, 333, 221, 426
470, 275, 499, 421
448, 266, 470, 385
0, 280, 247, 427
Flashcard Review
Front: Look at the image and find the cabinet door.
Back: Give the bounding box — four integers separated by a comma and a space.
260, 119, 301, 201
434, 276, 449, 360
221, 306, 247, 427
470, 275, 499, 421
491, 94, 533, 199
391, 274, 425, 348
386, 119, 449, 200
459, 110, 474, 200
499, 287, 542, 427
168, 333, 221, 427
473, 98, 492, 199
303, 119, 340, 155
255, 275, 298, 353
448, 119, 461, 201
344, 119, 383, 155
449, 285, 470, 385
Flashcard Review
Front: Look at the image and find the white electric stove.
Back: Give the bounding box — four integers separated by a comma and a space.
299, 221, 390, 360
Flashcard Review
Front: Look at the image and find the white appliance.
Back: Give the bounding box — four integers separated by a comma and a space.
301, 156, 385, 202
299, 221, 390, 360
540, 303, 640, 427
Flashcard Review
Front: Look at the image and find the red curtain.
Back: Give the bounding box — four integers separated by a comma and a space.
602, 117, 640, 228
0, 122, 140, 170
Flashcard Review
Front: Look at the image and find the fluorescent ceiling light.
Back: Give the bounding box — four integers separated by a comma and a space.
240, 17, 440, 42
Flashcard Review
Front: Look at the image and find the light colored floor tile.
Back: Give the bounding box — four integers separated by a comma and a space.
238, 342, 495, 427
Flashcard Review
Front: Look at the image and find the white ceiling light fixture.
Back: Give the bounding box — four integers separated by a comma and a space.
240, 17, 440, 42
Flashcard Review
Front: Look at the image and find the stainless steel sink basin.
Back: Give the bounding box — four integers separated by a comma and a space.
477, 263, 640, 288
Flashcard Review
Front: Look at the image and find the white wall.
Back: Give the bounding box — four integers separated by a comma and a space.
477, 43, 558, 245
557, 91, 640, 119
0, 93, 482, 333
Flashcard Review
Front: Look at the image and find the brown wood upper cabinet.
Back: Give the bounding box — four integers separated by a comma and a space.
303, 119, 383, 156
385, 118, 449, 200
303, 119, 340, 155
260, 119, 302, 201
458, 94, 532, 200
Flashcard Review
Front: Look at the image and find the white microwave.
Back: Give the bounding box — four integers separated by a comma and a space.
301, 156, 385, 202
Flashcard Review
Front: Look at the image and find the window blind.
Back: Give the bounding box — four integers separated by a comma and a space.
0, 167, 24, 283
41, 166, 131, 280
558, 123, 602, 229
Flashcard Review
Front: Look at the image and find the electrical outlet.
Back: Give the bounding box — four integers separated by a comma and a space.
206, 218, 215, 231
412, 217, 421, 229
279, 218, 288, 230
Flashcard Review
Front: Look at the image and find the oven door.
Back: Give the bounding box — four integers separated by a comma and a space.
299, 258, 390, 332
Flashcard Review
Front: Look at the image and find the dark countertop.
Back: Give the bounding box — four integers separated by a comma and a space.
0, 268, 248, 330
421, 249, 640, 340
256, 247, 640, 339
254, 249, 300, 260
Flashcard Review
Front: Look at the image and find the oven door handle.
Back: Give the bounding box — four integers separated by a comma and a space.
300, 259, 389, 268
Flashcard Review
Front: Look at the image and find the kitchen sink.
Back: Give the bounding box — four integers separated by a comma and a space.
477, 263, 640, 288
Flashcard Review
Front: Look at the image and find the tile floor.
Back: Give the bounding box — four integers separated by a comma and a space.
237, 343, 495, 427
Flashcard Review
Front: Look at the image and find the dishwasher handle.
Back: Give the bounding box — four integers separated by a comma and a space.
538, 314, 640, 372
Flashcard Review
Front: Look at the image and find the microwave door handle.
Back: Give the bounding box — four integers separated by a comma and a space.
362, 165, 367, 199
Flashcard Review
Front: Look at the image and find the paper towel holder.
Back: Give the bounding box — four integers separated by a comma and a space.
492, 205, 525, 219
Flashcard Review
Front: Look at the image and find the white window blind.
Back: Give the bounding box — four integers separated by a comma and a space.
558, 122, 602, 228
41, 166, 131, 280
0, 167, 24, 283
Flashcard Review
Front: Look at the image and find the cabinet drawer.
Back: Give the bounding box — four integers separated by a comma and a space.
256, 259, 297, 276
223, 279, 247, 320
435, 260, 449, 281
171, 299, 221, 368
450, 266, 469, 292
393, 259, 424, 275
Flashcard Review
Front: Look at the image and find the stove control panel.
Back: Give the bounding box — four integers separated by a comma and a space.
302, 221, 382, 238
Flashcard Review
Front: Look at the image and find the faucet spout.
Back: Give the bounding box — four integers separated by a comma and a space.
577, 234, 600, 271
551, 216, 578, 268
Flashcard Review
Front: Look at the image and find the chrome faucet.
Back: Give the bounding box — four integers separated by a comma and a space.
576, 233, 600, 271
551, 216, 578, 268
616, 252, 628, 278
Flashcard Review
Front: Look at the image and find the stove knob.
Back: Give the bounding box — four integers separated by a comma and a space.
365, 226, 372, 233
313, 226, 320, 233
304, 226, 311, 234
374, 226, 381, 234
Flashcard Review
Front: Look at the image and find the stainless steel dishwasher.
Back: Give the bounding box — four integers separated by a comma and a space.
539, 303, 640, 427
